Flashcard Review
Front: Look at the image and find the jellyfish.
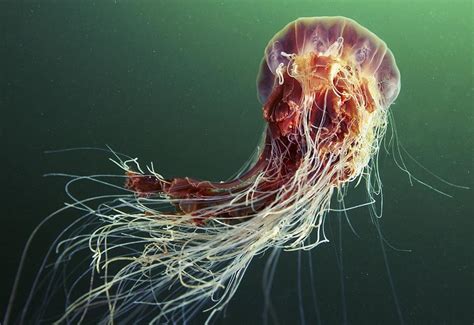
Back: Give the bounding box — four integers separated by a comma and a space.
6, 16, 400, 324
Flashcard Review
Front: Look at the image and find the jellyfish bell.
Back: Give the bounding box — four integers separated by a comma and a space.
257, 16, 401, 109
7, 17, 401, 324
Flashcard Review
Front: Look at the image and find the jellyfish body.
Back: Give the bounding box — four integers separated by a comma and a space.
27, 17, 400, 323
127, 16, 400, 226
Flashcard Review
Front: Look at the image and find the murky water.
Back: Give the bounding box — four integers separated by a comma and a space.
1, 1, 472, 324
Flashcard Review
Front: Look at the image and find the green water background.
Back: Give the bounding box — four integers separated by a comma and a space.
1, 1, 472, 324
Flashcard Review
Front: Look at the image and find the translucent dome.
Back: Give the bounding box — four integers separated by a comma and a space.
257, 16, 401, 109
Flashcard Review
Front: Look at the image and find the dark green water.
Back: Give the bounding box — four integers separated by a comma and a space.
1, 1, 472, 324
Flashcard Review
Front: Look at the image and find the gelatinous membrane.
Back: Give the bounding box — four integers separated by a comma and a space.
19, 17, 401, 324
